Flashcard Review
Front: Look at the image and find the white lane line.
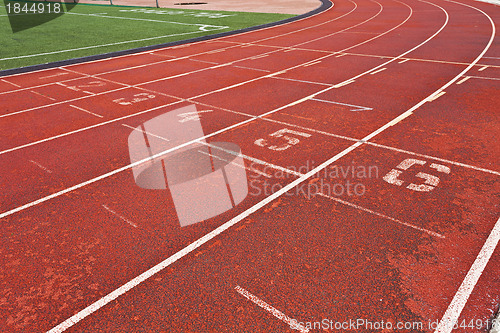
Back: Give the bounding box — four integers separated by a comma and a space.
234, 285, 309, 333
303, 60, 322, 67
317, 193, 444, 238
121, 123, 170, 142
335, 53, 347, 57
398, 58, 410, 64
483, 56, 500, 59
102, 204, 138, 228
29, 160, 52, 174
434, 216, 500, 333
468, 75, 500, 81
70, 105, 104, 118
426, 91, 446, 102
1, 78, 21, 87
311, 98, 372, 111
249, 54, 269, 60
370, 67, 387, 74
478, 65, 489, 71
30, 90, 56, 101
189, 58, 219, 65
272, 76, 332, 86
206, 49, 225, 54
232, 65, 271, 72
39, 72, 69, 80
332, 79, 355, 88
456, 76, 470, 85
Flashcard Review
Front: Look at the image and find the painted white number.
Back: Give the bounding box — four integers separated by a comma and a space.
255, 128, 311, 151
383, 158, 450, 192
113, 93, 156, 106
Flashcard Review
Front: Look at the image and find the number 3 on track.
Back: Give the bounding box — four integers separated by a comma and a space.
255, 128, 311, 151
383, 158, 450, 192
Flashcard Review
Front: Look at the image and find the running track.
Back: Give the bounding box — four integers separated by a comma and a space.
0, 0, 499, 331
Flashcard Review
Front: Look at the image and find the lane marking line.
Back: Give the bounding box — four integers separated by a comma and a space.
317, 193, 444, 238
188, 58, 219, 65
102, 204, 138, 228
335, 53, 347, 57
39, 72, 69, 80
1, 78, 21, 87
272, 76, 332, 86
232, 65, 271, 72
332, 79, 355, 88
434, 217, 500, 332
303, 60, 322, 67
478, 65, 489, 71
29, 160, 52, 174
456, 76, 470, 85
70, 105, 104, 118
468, 75, 500, 81
30, 90, 56, 101
398, 58, 410, 64
311, 97, 372, 111
370, 67, 387, 75
234, 285, 309, 333
426, 91, 446, 102
249, 54, 269, 60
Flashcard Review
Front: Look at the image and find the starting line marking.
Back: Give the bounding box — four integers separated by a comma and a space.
234, 285, 309, 333
478, 65, 489, 71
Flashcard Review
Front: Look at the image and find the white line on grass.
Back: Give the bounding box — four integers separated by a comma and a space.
0, 28, 227, 62
65, 12, 228, 30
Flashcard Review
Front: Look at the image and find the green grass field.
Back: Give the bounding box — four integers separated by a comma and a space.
0, 1, 294, 70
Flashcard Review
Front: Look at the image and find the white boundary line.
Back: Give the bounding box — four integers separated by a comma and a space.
434, 217, 500, 332
433, 0, 497, 331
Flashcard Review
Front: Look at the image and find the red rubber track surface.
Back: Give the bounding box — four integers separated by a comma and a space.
0, 0, 499, 332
